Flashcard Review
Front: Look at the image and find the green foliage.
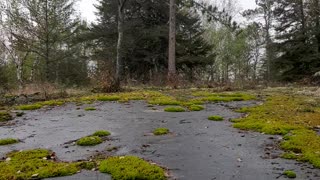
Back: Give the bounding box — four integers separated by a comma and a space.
233, 94, 320, 167
192, 91, 255, 102
0, 149, 79, 180
208, 116, 224, 121
0, 112, 12, 122
153, 128, 169, 136
0, 138, 19, 146
188, 105, 205, 111
39, 100, 65, 106
99, 156, 166, 180
283, 170, 296, 178
97, 96, 120, 101
84, 107, 96, 111
17, 104, 43, 110
92, 130, 111, 137
76, 136, 103, 146
164, 106, 186, 112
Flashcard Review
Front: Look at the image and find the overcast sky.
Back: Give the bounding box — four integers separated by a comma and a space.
77, 0, 257, 22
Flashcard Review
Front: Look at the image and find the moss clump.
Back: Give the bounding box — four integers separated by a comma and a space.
99, 156, 166, 180
0, 111, 12, 122
208, 116, 224, 121
0, 149, 79, 180
78, 161, 96, 170
17, 104, 42, 110
164, 106, 185, 112
232, 95, 320, 168
84, 107, 96, 111
76, 136, 103, 146
40, 100, 65, 106
92, 130, 111, 137
97, 96, 120, 101
188, 105, 204, 111
192, 91, 255, 102
153, 128, 169, 136
0, 138, 19, 145
283, 170, 296, 178
148, 97, 180, 106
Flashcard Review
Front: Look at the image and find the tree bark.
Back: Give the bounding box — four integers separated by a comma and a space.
168, 0, 176, 86
114, 0, 127, 91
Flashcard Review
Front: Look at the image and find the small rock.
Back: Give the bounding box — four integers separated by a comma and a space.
31, 174, 39, 177
237, 158, 242, 162
6, 158, 11, 161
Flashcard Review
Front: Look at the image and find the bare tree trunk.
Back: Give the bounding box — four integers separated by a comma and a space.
113, 0, 127, 91
168, 0, 176, 86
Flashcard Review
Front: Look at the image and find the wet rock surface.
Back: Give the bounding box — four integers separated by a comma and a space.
0, 101, 319, 180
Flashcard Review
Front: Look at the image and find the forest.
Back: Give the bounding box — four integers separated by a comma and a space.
1, 0, 319, 94
0, 1, 320, 180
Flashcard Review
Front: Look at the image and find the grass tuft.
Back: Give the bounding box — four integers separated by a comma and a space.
92, 130, 111, 137
99, 156, 166, 180
0, 138, 19, 146
208, 116, 224, 121
153, 128, 169, 136
76, 136, 103, 146
164, 106, 185, 112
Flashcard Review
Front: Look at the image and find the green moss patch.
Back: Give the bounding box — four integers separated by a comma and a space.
76, 136, 103, 146
84, 107, 96, 111
0, 138, 19, 146
16, 104, 42, 110
92, 130, 111, 137
192, 91, 255, 102
148, 97, 180, 106
208, 116, 224, 121
164, 106, 185, 112
0, 149, 79, 180
232, 94, 320, 168
283, 170, 296, 178
97, 96, 120, 101
99, 156, 166, 180
153, 128, 169, 136
188, 105, 204, 111
39, 100, 65, 106
0, 111, 12, 122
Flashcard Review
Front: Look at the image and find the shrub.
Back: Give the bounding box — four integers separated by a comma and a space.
99, 156, 166, 180
153, 128, 169, 136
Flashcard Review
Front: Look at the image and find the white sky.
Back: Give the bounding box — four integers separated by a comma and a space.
77, 0, 257, 23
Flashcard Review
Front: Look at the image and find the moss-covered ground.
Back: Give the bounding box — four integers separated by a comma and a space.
99, 156, 166, 180
0, 111, 12, 122
0, 138, 19, 146
208, 116, 224, 121
233, 94, 320, 168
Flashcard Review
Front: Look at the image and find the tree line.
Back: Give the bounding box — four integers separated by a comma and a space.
0, 0, 320, 93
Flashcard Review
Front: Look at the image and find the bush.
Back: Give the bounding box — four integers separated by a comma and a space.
76, 136, 103, 146
99, 156, 166, 180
